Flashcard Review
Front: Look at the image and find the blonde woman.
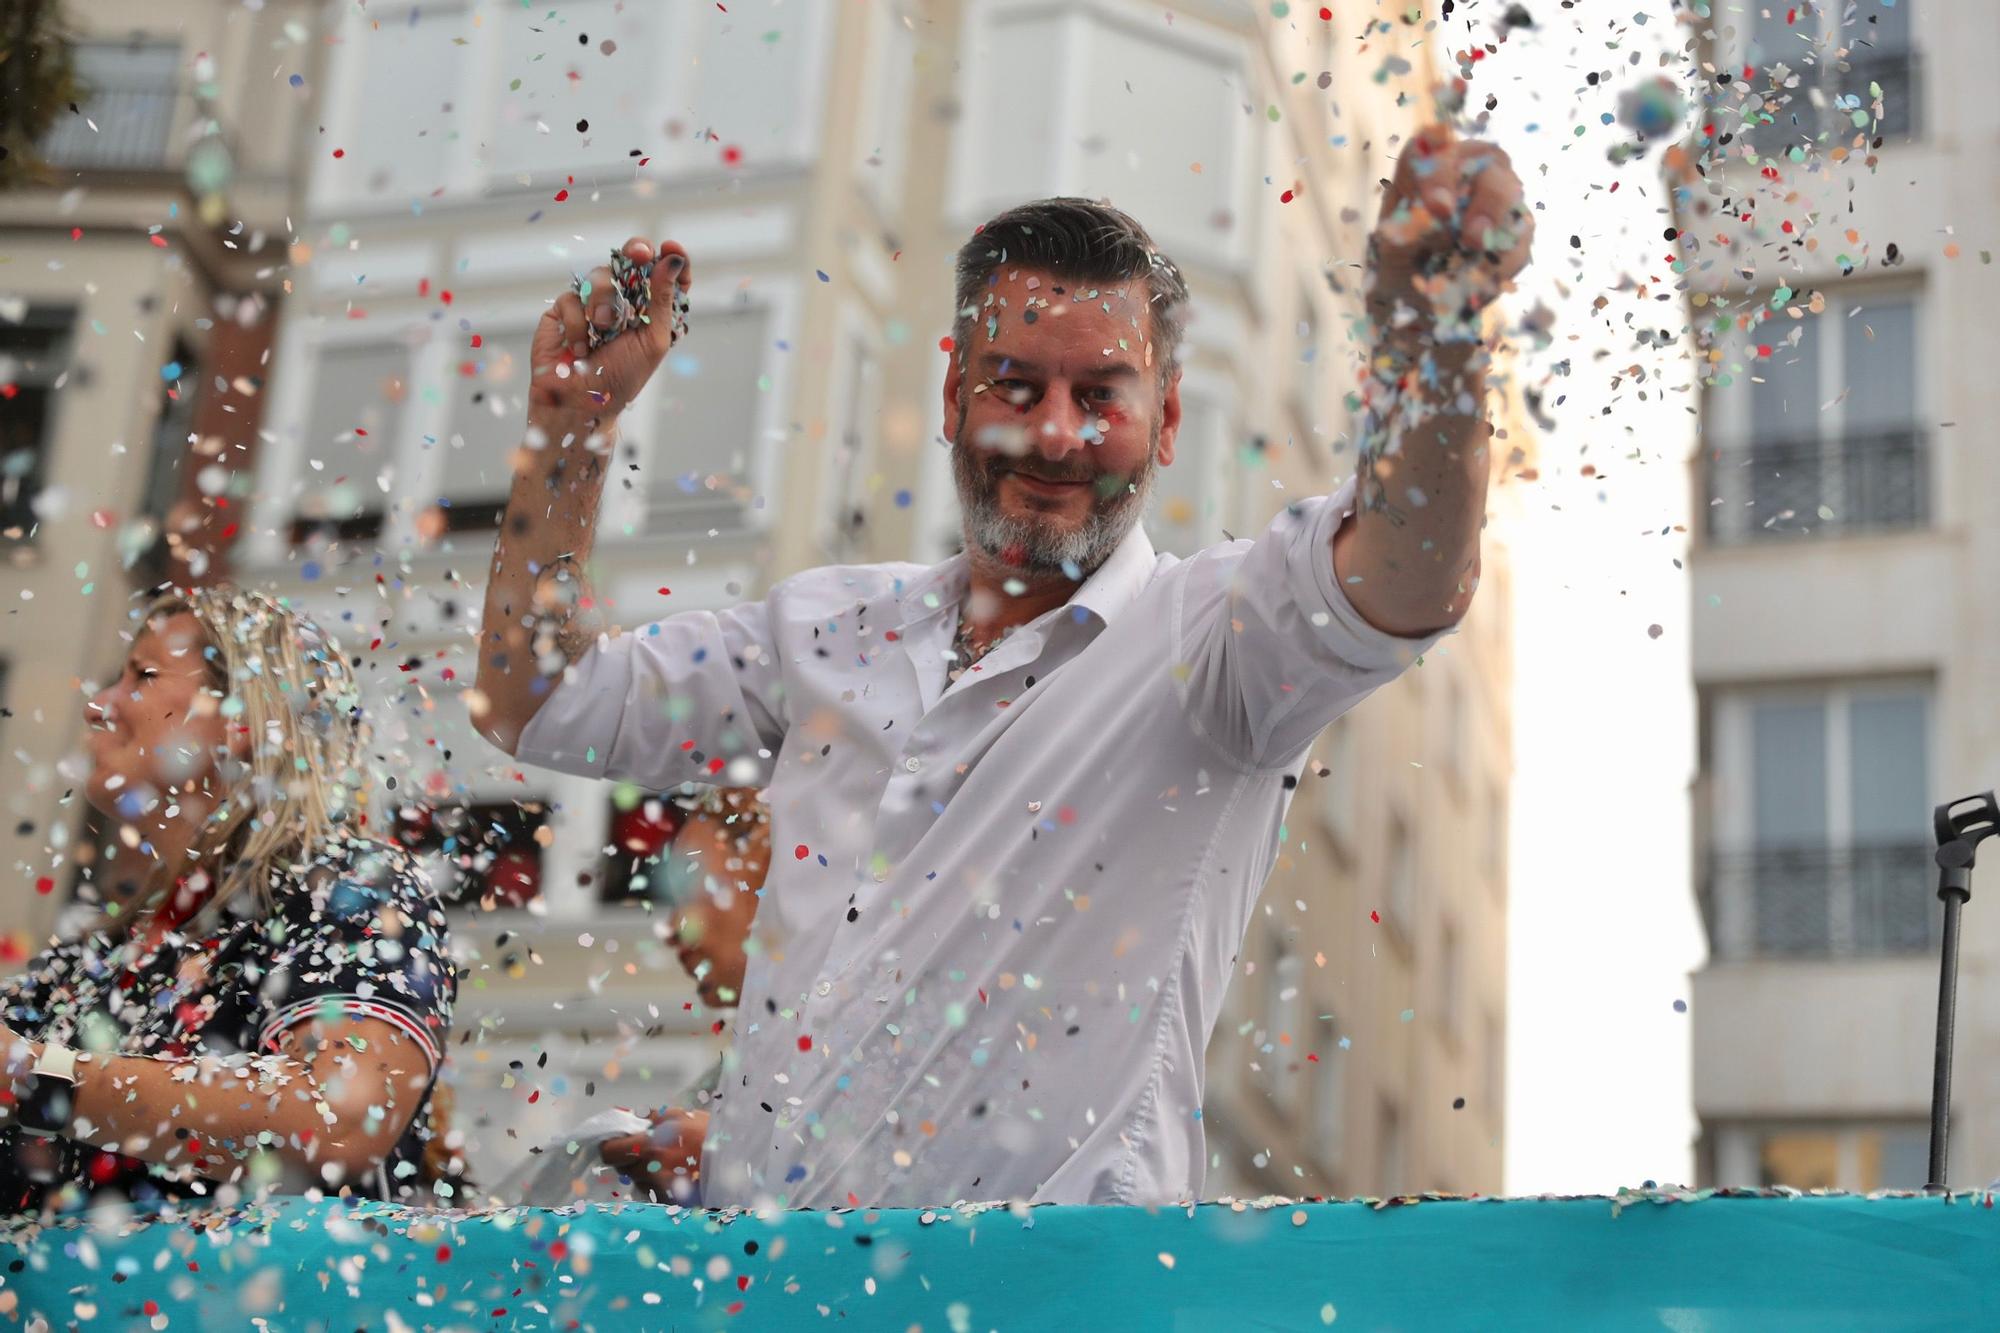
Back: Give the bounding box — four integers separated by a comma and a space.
0, 585, 455, 1214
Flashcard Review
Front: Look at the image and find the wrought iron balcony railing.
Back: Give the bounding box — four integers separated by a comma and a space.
1704, 841, 1937, 961
1703, 432, 1929, 544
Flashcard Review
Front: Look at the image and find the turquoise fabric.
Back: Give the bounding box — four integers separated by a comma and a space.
8, 1191, 2000, 1329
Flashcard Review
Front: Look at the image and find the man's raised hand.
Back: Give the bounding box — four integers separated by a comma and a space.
1367, 125, 1532, 341
528, 235, 694, 427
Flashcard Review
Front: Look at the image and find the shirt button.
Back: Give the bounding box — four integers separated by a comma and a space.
904, 756, 922, 773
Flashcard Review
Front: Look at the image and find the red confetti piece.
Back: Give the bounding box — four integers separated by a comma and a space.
554, 189, 569, 201
658, 587, 671, 595
721, 144, 743, 167
549, 1241, 569, 1261
332, 148, 345, 158
707, 757, 725, 774
1370, 910, 1381, 923
35, 878, 53, 895
69, 227, 82, 240
470, 333, 483, 348
149, 234, 168, 248
797, 1035, 812, 1051
937, 335, 954, 353
794, 844, 809, 859
727, 1303, 744, 1316
1280, 189, 1295, 203
737, 1275, 752, 1291
1320, 5, 1332, 16
436, 1245, 452, 1261
144, 1302, 159, 1317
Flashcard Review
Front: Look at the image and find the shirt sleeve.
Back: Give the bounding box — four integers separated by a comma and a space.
252, 843, 456, 1076
515, 592, 789, 791
1171, 475, 1454, 771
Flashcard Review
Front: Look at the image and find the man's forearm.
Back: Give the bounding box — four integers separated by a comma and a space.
1332, 337, 1491, 638
471, 407, 618, 754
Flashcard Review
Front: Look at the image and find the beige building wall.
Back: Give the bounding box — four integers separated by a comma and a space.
4, 0, 1513, 1198
1680, 0, 2000, 1191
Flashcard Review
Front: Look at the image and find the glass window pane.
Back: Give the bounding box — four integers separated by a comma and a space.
1752, 699, 1828, 847
1150, 390, 1225, 557
1759, 1130, 1842, 1189
1751, 315, 1821, 450
964, 13, 1064, 206
489, 1, 654, 180
684, 2, 814, 162
1849, 692, 1927, 842
1079, 22, 1241, 262
335, 6, 462, 197
441, 329, 535, 524
297, 343, 408, 530
41, 42, 180, 170
647, 303, 766, 528
1873, 1126, 1930, 1190
1314, 1014, 1343, 1168
1842, 300, 1914, 434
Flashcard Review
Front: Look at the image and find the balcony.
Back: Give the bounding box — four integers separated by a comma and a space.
1702, 841, 1937, 961
1703, 432, 1929, 545
10, 1191, 2000, 1326
38, 44, 185, 175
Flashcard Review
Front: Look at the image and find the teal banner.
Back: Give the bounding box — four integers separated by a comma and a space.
8, 1191, 1999, 1330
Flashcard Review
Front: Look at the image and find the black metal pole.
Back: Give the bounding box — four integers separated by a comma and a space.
1926, 792, 1999, 1193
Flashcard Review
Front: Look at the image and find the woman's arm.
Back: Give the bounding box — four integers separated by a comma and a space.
5, 1016, 432, 1191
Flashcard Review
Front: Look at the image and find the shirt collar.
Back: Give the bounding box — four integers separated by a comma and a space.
892, 519, 1157, 632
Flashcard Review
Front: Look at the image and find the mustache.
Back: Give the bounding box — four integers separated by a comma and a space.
987, 458, 1097, 486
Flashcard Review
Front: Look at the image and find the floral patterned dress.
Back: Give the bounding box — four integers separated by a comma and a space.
0, 833, 455, 1213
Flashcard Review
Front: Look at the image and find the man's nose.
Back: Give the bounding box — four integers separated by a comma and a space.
85, 686, 115, 728
1025, 389, 1088, 462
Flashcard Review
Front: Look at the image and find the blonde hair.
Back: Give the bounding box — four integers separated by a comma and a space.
133, 582, 368, 922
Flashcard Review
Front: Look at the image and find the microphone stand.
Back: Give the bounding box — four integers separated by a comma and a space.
1926, 791, 1999, 1192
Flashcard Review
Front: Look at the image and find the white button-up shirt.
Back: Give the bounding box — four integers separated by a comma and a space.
516, 478, 1445, 1206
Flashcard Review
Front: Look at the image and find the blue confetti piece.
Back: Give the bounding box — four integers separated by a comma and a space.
160, 361, 181, 380
301, 561, 321, 581
895, 489, 912, 507
815, 270, 830, 282
289, 73, 304, 87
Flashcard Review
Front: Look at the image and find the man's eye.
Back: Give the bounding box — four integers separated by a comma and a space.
1083, 387, 1119, 404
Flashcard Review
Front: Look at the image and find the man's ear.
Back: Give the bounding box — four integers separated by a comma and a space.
941, 348, 965, 441
1155, 369, 1183, 469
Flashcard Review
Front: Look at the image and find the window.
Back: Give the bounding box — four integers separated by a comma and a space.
1313, 1014, 1344, 1172
1317, 717, 1357, 855
397, 801, 549, 910
1757, 1124, 1929, 1190
680, 2, 822, 167
438, 329, 535, 534
599, 795, 687, 906
1386, 811, 1417, 939
822, 329, 881, 559
488, 1, 656, 181
132, 337, 200, 579
954, 9, 1249, 267
1150, 383, 1231, 558
647, 302, 770, 532
292, 341, 411, 543
0, 307, 74, 543
1738, 1, 1919, 153
1706, 293, 1923, 542
1709, 683, 1933, 958
40, 41, 181, 171
854, 0, 917, 213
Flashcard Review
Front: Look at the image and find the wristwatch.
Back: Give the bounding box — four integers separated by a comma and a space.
14, 1041, 82, 1139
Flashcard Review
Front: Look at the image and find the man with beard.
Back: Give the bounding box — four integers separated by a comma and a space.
472, 124, 1531, 1207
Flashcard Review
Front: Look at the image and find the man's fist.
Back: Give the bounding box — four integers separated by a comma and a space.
1368, 125, 1532, 341
601, 1107, 708, 1203
528, 235, 694, 426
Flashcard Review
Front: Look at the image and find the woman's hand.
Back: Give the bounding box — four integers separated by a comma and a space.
527, 236, 694, 427
601, 1107, 708, 1202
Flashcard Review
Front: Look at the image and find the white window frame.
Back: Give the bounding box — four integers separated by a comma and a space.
310, 0, 833, 216
818, 302, 886, 560
1704, 286, 1930, 540
945, 0, 1257, 275
854, 0, 918, 220
1708, 677, 1933, 956
639, 273, 800, 539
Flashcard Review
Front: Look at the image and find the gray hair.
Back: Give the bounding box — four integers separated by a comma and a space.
951, 197, 1190, 392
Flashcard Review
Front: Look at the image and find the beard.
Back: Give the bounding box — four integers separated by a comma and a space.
951, 418, 1159, 578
